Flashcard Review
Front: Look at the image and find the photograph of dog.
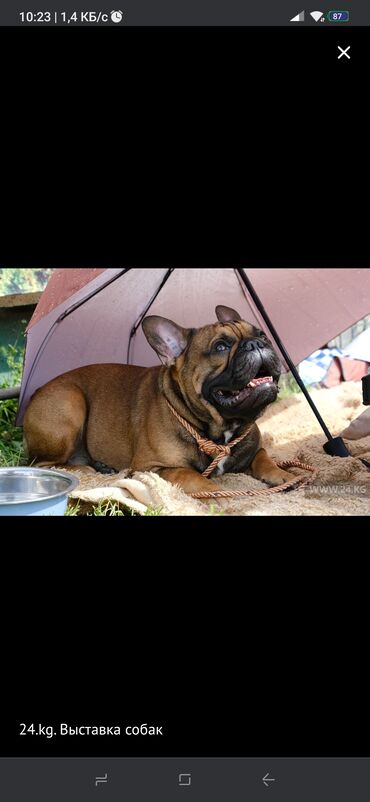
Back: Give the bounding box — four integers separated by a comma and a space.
23, 306, 292, 495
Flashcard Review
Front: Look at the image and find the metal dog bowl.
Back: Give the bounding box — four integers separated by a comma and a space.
0, 468, 79, 516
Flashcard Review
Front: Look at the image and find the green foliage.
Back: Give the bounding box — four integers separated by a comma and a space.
87, 500, 126, 516
207, 504, 226, 516
0, 340, 26, 467
0, 268, 53, 295
65, 501, 82, 516
278, 372, 303, 399
143, 506, 164, 516
0, 341, 24, 386
65, 500, 164, 516
0, 439, 24, 467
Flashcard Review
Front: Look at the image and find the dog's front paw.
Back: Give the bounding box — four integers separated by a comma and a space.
263, 467, 293, 487
92, 461, 117, 475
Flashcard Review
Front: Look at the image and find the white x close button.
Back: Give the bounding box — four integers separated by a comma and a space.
337, 45, 351, 59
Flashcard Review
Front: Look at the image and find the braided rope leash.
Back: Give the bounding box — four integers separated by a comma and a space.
166, 400, 318, 499
166, 400, 253, 478
189, 461, 318, 499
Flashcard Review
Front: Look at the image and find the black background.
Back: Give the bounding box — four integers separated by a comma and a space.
2, 531, 368, 756
0, 21, 368, 759
0, 25, 365, 268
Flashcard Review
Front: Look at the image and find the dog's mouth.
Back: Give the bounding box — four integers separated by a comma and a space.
212, 369, 279, 408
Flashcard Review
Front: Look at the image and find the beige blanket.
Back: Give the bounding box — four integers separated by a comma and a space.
68, 383, 370, 516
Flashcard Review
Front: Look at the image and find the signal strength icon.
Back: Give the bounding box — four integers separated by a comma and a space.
290, 10, 305, 21
310, 10, 324, 20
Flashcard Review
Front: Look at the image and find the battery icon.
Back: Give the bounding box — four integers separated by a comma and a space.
327, 10, 350, 21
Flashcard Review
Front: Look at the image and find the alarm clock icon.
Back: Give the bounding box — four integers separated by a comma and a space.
111, 10, 123, 22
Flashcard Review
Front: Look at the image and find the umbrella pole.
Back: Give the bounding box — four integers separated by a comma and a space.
236, 268, 351, 458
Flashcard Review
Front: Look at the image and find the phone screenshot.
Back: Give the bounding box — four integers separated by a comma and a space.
0, 0, 368, 798
0, 264, 369, 798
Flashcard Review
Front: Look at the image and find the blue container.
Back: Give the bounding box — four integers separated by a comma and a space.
0, 468, 79, 516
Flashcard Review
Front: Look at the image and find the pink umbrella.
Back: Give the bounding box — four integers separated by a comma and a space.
17, 267, 370, 458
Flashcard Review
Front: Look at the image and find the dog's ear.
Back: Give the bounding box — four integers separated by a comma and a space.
142, 316, 192, 365
215, 305, 242, 323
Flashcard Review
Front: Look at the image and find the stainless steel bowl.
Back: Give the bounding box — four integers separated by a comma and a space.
0, 468, 79, 516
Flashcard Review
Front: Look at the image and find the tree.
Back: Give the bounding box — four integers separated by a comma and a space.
0, 269, 54, 295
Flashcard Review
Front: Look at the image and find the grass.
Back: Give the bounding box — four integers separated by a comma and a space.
277, 371, 319, 400
0, 440, 25, 468
66, 499, 126, 516
277, 372, 302, 399
207, 504, 226, 516
0, 341, 26, 468
66, 500, 164, 516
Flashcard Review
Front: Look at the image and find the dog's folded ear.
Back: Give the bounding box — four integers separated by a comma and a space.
215, 306, 242, 323
142, 316, 192, 365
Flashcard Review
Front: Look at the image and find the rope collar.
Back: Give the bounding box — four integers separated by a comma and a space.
166, 399, 252, 478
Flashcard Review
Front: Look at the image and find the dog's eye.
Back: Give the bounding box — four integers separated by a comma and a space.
214, 341, 230, 353
256, 330, 267, 339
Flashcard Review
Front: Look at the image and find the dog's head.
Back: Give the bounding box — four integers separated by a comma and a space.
142, 306, 281, 422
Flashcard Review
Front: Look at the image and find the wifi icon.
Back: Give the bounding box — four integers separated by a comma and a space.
310, 10, 324, 21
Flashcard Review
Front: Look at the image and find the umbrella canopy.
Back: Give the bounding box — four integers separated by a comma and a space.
17, 267, 370, 423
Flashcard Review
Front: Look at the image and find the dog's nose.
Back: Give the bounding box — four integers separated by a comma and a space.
241, 339, 262, 352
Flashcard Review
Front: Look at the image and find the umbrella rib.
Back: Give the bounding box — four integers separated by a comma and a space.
236, 267, 334, 443
127, 268, 175, 363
